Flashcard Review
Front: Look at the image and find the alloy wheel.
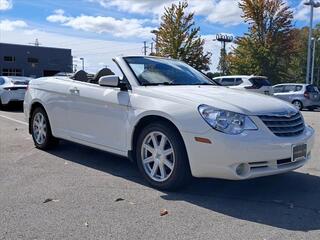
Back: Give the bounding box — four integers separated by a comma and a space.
141, 131, 175, 182
32, 112, 47, 145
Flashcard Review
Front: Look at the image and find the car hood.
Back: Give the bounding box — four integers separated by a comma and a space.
136, 85, 298, 116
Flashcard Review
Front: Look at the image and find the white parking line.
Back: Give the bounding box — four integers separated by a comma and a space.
0, 114, 28, 126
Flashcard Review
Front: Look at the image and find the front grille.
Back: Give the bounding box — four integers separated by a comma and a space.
260, 112, 305, 137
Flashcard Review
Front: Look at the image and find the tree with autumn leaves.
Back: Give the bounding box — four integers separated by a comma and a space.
152, 1, 211, 71
228, 0, 297, 83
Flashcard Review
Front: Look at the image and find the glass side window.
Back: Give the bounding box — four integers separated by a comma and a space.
234, 78, 243, 86
273, 86, 284, 93
295, 85, 303, 92
0, 77, 5, 85
283, 85, 296, 93
220, 78, 235, 86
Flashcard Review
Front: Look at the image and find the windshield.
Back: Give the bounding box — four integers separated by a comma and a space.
124, 57, 216, 86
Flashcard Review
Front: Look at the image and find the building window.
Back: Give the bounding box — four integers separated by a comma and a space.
2, 68, 22, 76
28, 57, 39, 64
4, 56, 16, 62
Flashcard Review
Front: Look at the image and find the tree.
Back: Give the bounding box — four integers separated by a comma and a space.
153, 1, 211, 71
206, 72, 222, 79
287, 25, 320, 84
228, 0, 296, 84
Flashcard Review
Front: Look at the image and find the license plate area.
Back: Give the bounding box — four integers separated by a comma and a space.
292, 144, 307, 162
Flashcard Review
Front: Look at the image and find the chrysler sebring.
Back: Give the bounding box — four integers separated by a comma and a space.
24, 56, 315, 190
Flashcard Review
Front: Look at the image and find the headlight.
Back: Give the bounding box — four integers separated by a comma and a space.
198, 104, 258, 135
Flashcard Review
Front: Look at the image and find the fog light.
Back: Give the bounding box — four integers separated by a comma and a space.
236, 163, 250, 177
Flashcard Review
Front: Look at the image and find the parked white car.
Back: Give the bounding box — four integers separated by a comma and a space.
213, 75, 274, 95
0, 76, 32, 107
24, 56, 314, 190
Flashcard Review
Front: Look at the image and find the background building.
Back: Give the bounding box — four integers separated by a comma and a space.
0, 43, 72, 78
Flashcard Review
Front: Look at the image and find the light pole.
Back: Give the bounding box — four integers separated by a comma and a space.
304, 0, 320, 84
311, 38, 320, 84
79, 57, 85, 71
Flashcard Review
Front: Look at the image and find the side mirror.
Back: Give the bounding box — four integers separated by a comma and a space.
99, 75, 119, 87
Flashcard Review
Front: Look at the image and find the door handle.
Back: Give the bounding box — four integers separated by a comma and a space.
69, 87, 80, 95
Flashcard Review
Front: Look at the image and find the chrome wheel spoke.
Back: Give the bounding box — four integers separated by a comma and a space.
150, 161, 159, 177
150, 134, 158, 148
141, 131, 175, 182
159, 164, 166, 179
143, 156, 154, 164
163, 148, 173, 156
144, 144, 155, 154
163, 159, 174, 170
159, 134, 167, 150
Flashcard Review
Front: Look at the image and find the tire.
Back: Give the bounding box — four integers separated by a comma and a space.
136, 122, 191, 191
292, 100, 303, 111
0, 99, 6, 110
31, 107, 58, 149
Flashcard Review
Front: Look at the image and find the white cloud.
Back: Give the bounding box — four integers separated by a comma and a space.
294, 1, 320, 22
0, 19, 28, 31
47, 9, 154, 39
199, 0, 242, 26
90, 0, 174, 15
91, 0, 243, 26
46, 9, 72, 23
0, 0, 12, 11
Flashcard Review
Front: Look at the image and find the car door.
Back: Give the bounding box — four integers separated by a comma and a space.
273, 85, 289, 101
41, 77, 72, 138
67, 80, 130, 152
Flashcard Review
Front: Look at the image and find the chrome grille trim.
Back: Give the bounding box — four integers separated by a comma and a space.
259, 112, 305, 137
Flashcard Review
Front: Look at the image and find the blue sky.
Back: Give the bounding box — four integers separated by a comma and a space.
0, 0, 319, 72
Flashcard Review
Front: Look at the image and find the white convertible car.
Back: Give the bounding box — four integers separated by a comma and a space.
24, 56, 315, 190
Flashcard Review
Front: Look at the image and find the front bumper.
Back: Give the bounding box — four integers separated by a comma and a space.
181, 117, 315, 180
1, 90, 26, 104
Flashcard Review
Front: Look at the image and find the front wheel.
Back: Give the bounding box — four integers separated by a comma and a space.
292, 100, 303, 111
136, 122, 191, 190
31, 107, 58, 149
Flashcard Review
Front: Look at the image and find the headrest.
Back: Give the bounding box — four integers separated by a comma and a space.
71, 70, 88, 82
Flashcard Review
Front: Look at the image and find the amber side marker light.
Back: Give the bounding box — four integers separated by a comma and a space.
194, 137, 212, 144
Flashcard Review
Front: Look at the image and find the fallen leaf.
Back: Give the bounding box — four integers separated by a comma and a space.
160, 209, 169, 216
14, 128, 18, 131
288, 203, 294, 209
129, 201, 135, 205
115, 198, 125, 202
43, 198, 59, 203
84, 222, 89, 227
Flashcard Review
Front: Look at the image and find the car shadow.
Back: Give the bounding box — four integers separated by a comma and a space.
0, 102, 24, 112
48, 140, 320, 232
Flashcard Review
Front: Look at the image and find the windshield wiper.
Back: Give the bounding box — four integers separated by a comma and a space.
141, 82, 182, 86
191, 83, 215, 86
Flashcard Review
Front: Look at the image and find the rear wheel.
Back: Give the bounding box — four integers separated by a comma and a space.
136, 122, 191, 190
31, 107, 58, 149
292, 100, 303, 111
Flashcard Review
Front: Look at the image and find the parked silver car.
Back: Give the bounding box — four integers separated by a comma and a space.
273, 83, 320, 110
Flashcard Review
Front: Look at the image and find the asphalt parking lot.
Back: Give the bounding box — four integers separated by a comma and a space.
0, 105, 320, 240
